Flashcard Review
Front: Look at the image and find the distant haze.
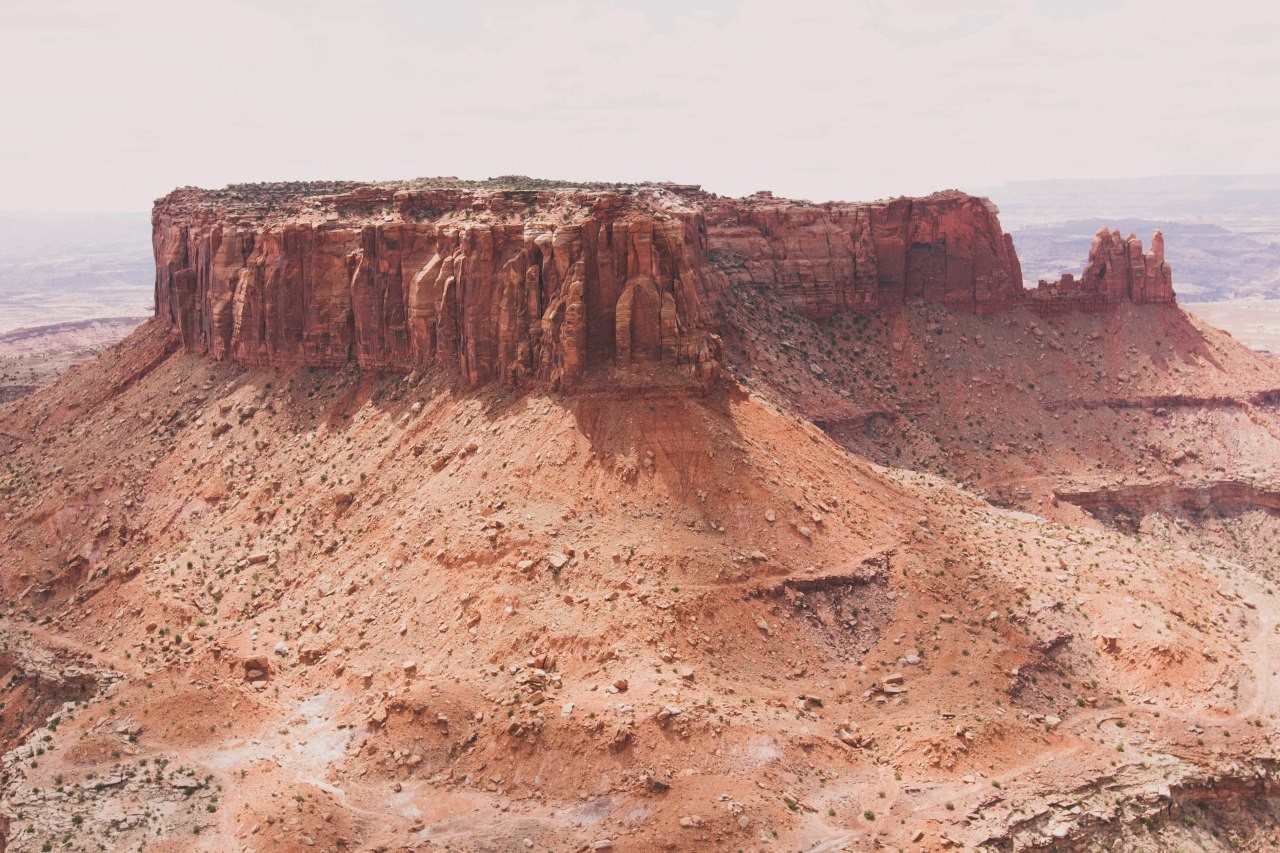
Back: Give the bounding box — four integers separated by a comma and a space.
1009, 219, 1280, 301
991, 175, 1280, 302
2, 0, 1279, 212
980, 175, 1280, 234
0, 212, 152, 333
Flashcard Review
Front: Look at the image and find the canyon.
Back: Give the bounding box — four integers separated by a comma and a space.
1, 178, 1279, 852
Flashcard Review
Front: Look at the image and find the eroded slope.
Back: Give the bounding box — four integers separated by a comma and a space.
1, 320, 1279, 851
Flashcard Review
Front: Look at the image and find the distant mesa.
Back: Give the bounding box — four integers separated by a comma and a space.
151, 179, 1176, 390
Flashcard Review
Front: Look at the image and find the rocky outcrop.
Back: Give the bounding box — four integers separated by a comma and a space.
152, 180, 1174, 388
154, 185, 719, 391
1033, 228, 1175, 311
703, 190, 1024, 316
1055, 478, 1280, 534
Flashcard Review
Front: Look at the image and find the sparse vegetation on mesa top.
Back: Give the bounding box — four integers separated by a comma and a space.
447, 175, 649, 191
168, 175, 654, 203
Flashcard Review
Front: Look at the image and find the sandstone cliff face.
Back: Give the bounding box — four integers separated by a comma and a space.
153, 181, 1174, 387
703, 190, 1024, 316
154, 186, 719, 391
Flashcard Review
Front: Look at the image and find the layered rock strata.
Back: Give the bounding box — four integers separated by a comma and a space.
703, 190, 1025, 316
152, 181, 1175, 388
154, 186, 719, 391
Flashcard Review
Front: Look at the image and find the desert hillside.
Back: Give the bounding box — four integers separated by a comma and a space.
2, 181, 1279, 852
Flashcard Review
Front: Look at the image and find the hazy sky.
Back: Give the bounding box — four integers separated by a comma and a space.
2, 0, 1277, 211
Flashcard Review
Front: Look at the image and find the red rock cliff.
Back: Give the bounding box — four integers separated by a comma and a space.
152, 180, 1173, 387
702, 190, 1024, 316
154, 183, 720, 391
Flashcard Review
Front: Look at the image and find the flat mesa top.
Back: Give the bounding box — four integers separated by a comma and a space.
157, 176, 686, 207
152, 177, 714, 226
152, 177, 991, 227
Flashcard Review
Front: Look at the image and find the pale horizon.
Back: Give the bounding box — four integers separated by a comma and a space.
3, 0, 1278, 212
3, 172, 1280, 216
